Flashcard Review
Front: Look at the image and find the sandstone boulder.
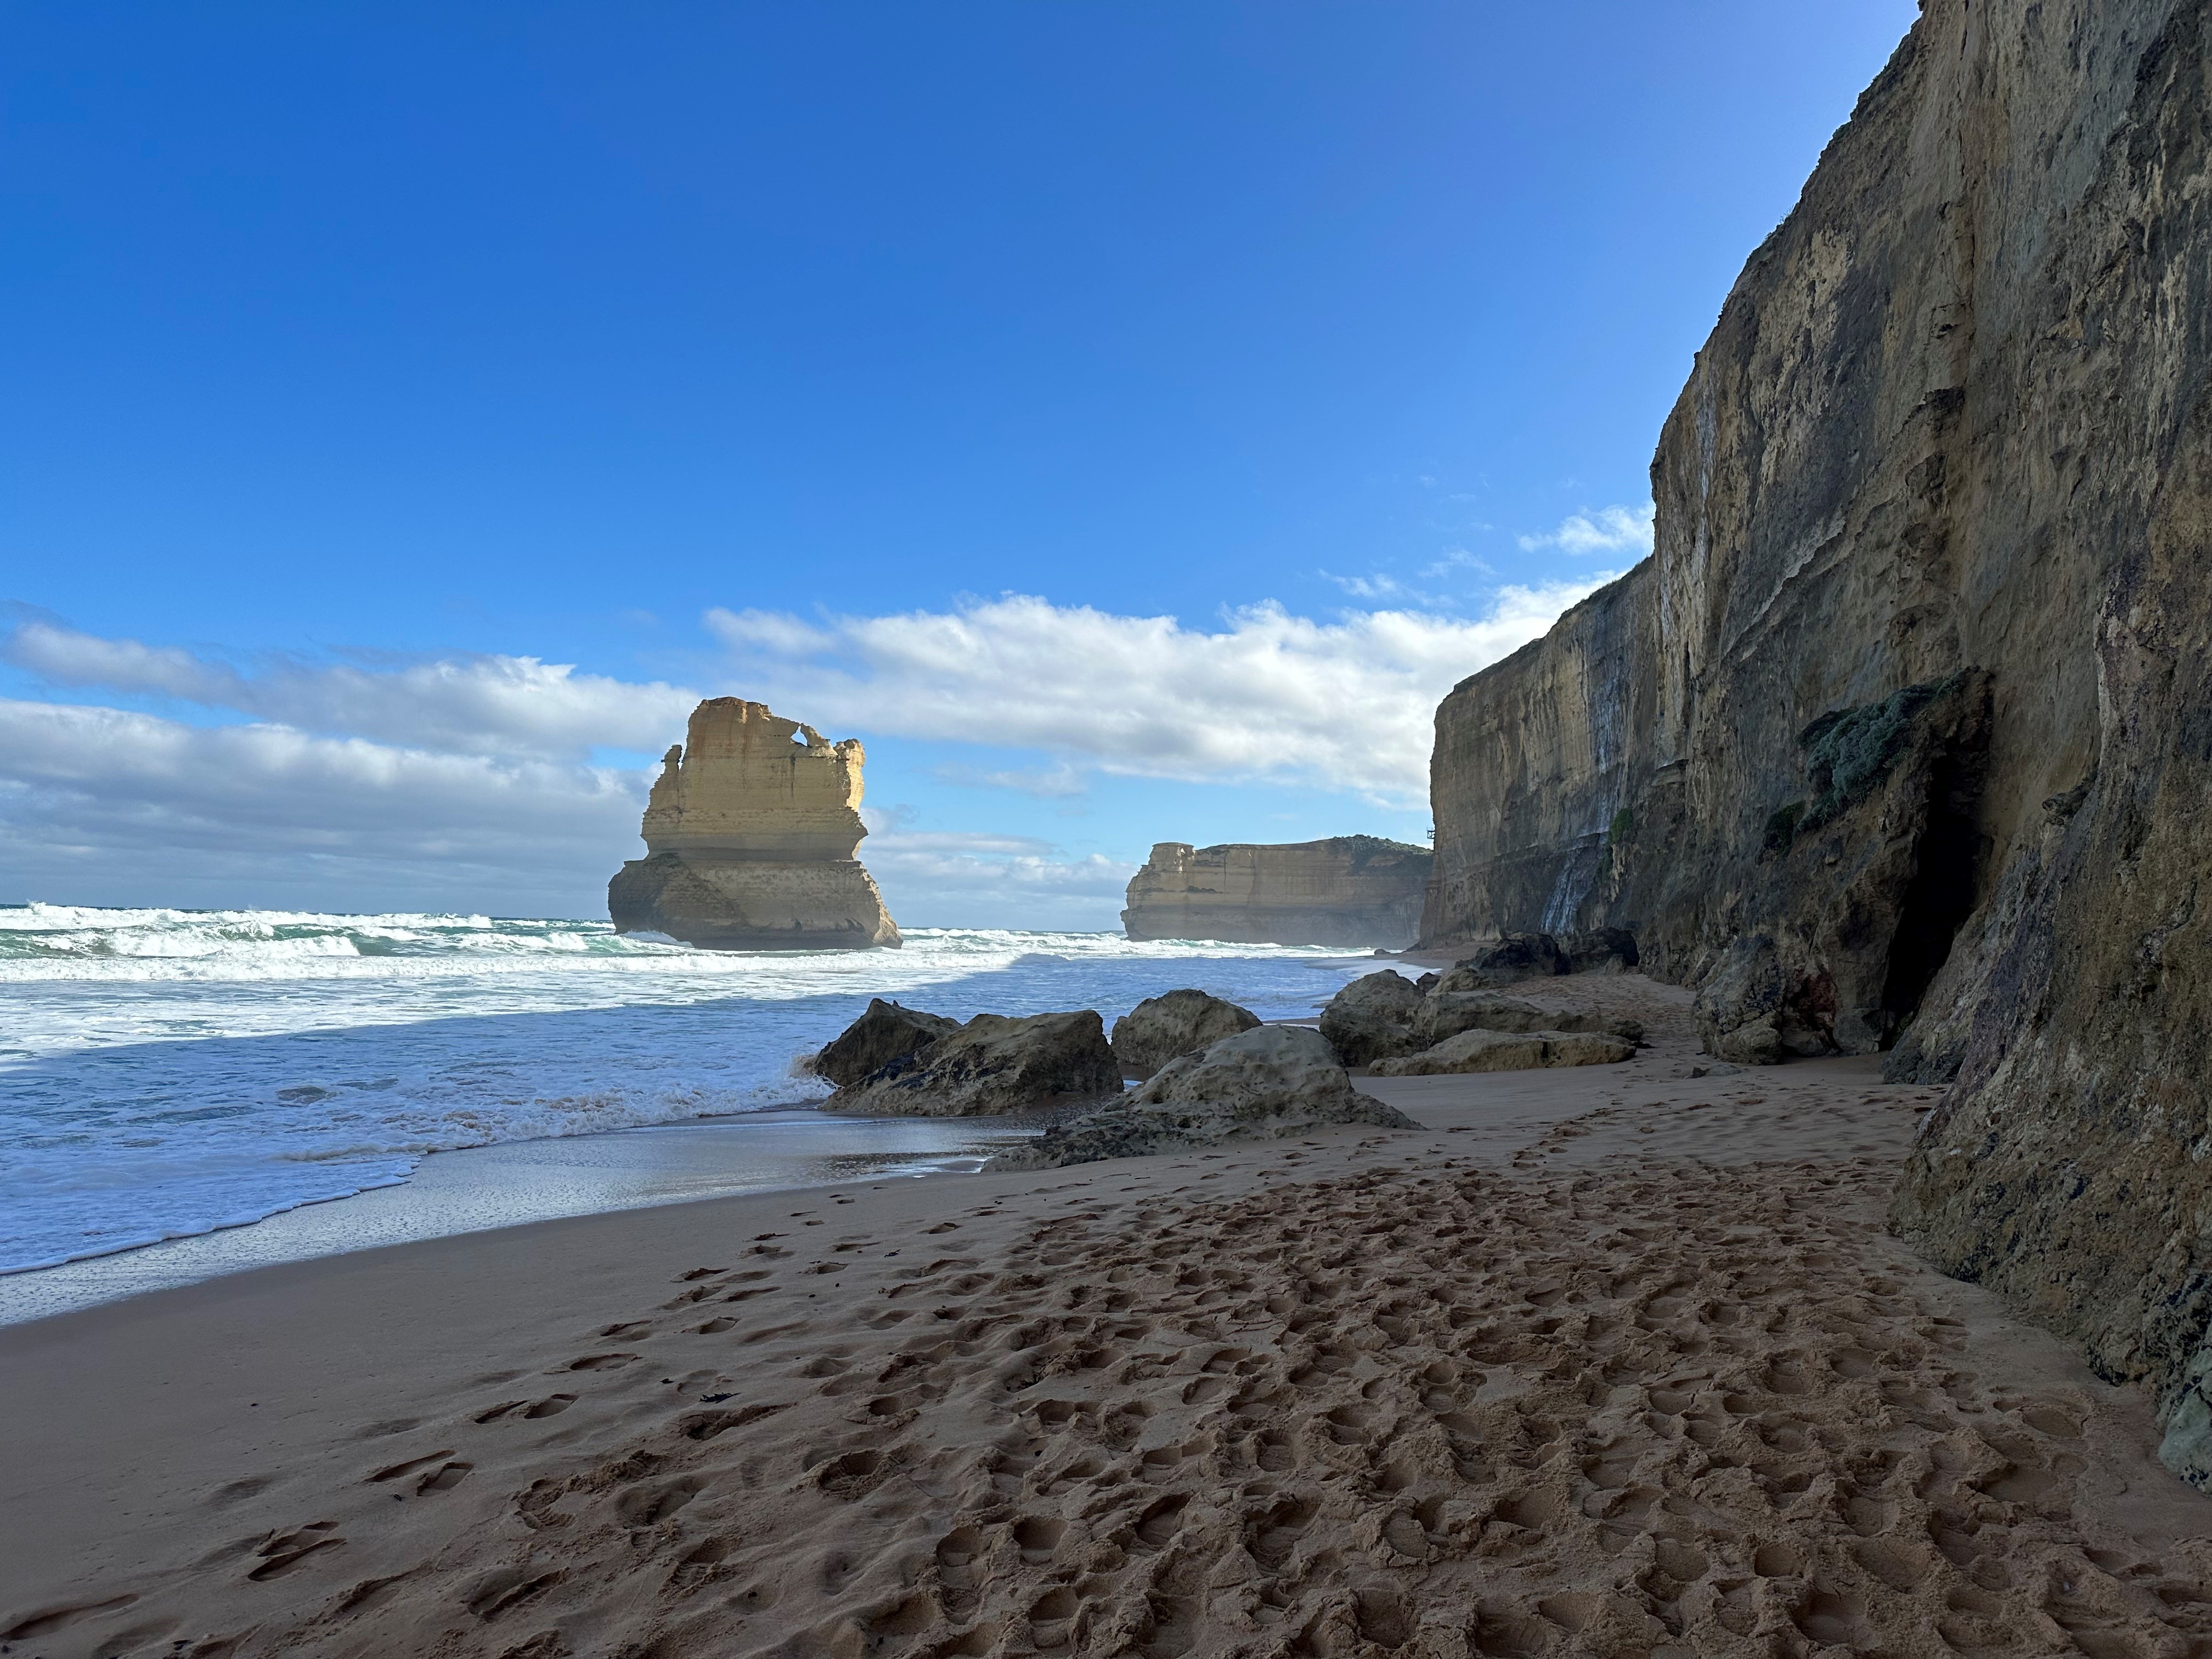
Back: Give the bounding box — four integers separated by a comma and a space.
828, 1011, 1121, 1116
1434, 933, 1568, 992
1692, 934, 1839, 1064
1415, 991, 1643, 1047
988, 1025, 1417, 1170
1317, 970, 1425, 1066
1109, 989, 1261, 1077
1564, 927, 1640, 973
1370, 1029, 1634, 1076
810, 998, 960, 1088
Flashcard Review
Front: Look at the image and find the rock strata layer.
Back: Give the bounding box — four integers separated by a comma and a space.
1413, 0, 2212, 1475
1122, 837, 1431, 947
1370, 1029, 1634, 1077
826, 1011, 1120, 1118
1108, 989, 1261, 1077
608, 699, 900, 952
987, 1025, 1417, 1170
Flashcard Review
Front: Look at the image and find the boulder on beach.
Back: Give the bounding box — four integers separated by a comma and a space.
1415, 991, 1643, 1047
988, 1024, 1418, 1170
1109, 989, 1261, 1076
1317, 969, 1425, 1066
809, 998, 960, 1087
1563, 927, 1640, 974
1434, 932, 1568, 992
827, 1009, 1121, 1116
1370, 1028, 1634, 1076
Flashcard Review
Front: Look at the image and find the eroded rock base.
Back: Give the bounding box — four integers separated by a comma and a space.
609, 852, 901, 951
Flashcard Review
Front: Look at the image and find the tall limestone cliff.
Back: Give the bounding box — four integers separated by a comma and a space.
608, 699, 901, 951
1123, 837, 1431, 947
1421, 0, 2212, 1471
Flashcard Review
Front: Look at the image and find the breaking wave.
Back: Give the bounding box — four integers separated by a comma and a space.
1, 904, 1373, 1275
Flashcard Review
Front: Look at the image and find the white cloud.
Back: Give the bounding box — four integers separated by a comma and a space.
2, 622, 696, 760
933, 761, 1089, 798
706, 584, 1606, 807
1420, 548, 1493, 579
0, 698, 644, 913
1316, 571, 1416, 602
0, 574, 1608, 915
1518, 502, 1656, 558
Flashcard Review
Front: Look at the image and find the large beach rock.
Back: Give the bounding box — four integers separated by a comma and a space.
1317, 969, 1425, 1065
1563, 927, 1640, 973
989, 1025, 1417, 1170
828, 1010, 1121, 1116
1109, 989, 1261, 1076
809, 998, 959, 1087
1371, 1029, 1634, 1076
1415, 991, 1643, 1047
1433, 933, 1568, 992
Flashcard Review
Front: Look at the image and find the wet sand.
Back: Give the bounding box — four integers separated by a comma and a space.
0, 1111, 1036, 1328
7, 974, 2212, 1657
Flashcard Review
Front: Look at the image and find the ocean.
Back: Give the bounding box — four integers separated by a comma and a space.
0, 904, 1376, 1278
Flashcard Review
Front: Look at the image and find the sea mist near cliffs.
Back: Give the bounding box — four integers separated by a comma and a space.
1418, 0, 2212, 1479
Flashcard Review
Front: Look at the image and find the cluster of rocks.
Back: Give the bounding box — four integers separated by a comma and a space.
800, 989, 1413, 1170
1316, 947, 1641, 1076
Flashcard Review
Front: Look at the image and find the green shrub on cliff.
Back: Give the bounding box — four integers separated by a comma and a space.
1796, 671, 1971, 833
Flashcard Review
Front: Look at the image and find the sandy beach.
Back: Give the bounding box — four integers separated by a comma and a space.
8, 975, 2212, 1658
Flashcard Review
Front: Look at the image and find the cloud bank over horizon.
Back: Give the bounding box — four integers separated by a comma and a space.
0, 579, 1607, 921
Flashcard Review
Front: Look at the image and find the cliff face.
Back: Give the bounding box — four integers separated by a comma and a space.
1422, 0, 2212, 1467
608, 699, 900, 951
1123, 837, 1431, 947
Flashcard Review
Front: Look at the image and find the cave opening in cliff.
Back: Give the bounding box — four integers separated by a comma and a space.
1880, 753, 1985, 1038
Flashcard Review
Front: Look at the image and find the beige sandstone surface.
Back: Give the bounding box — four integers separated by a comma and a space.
1124, 838, 1431, 949
608, 699, 900, 951
10, 975, 2212, 1657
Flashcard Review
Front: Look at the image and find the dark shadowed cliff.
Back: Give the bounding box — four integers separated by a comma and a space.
1421, 0, 2212, 1474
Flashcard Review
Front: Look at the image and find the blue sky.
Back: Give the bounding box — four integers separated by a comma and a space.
1, 1, 1918, 926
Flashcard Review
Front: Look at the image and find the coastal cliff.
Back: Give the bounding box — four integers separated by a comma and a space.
1123, 836, 1430, 947
1421, 0, 2212, 1467
608, 698, 900, 951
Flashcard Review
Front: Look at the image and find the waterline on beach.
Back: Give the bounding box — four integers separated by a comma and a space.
1, 905, 1377, 1279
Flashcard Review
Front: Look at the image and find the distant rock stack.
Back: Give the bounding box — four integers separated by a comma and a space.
1121, 836, 1431, 947
608, 699, 900, 951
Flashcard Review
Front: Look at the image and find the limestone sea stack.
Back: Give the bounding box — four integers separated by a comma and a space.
1121, 836, 1431, 947
607, 698, 901, 951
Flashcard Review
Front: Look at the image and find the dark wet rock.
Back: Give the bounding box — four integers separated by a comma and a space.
1434, 934, 1568, 992
828, 1010, 1121, 1117
809, 998, 960, 1088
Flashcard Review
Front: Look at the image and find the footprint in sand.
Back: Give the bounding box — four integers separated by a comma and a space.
246, 1523, 344, 1581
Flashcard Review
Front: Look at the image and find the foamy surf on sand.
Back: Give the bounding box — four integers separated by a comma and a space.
0, 904, 1377, 1274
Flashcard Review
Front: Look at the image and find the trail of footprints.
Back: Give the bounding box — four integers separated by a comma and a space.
61, 1169, 2212, 1658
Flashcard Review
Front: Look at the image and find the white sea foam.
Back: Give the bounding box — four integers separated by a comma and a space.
0, 904, 1375, 1275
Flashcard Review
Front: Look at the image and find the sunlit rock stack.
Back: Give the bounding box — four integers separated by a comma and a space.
1417, 0, 2212, 1479
608, 698, 900, 951
1121, 836, 1431, 947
